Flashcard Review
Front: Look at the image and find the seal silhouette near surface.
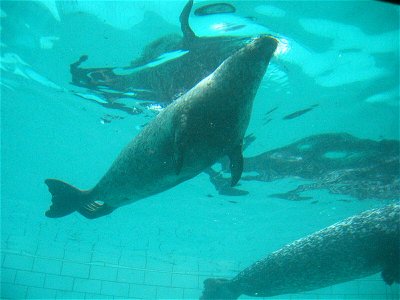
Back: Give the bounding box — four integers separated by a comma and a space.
45, 35, 278, 219
70, 0, 256, 106
200, 204, 400, 299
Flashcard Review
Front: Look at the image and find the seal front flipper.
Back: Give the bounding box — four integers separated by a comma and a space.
45, 179, 114, 219
173, 134, 184, 175
228, 143, 243, 187
200, 278, 241, 299
173, 113, 189, 175
381, 260, 400, 285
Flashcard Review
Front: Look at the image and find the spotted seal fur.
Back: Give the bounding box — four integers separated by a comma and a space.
201, 204, 400, 299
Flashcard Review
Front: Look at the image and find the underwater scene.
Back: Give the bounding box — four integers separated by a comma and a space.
1, 1, 399, 299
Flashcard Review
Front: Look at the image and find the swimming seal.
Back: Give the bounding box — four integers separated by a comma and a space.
200, 204, 400, 299
209, 133, 400, 201
45, 35, 278, 219
70, 0, 256, 107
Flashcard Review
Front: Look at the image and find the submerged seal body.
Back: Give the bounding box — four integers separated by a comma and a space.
45, 35, 278, 219
201, 204, 400, 299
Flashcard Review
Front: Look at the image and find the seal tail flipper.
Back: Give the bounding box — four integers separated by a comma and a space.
44, 179, 114, 219
200, 278, 240, 300
179, 0, 196, 44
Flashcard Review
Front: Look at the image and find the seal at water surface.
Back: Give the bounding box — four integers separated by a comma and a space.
45, 35, 278, 219
201, 204, 400, 299
70, 0, 257, 106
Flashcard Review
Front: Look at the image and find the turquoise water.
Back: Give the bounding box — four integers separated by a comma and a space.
1, 1, 399, 299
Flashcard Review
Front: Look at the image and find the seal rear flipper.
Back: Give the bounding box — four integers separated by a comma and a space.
200, 278, 240, 300
228, 143, 243, 186
45, 179, 114, 219
179, 0, 196, 45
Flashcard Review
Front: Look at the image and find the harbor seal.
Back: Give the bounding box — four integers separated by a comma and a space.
70, 0, 256, 108
45, 35, 278, 219
201, 203, 400, 299
208, 133, 400, 201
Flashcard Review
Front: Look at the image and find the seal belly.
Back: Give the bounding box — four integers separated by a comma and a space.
89, 36, 278, 209
90, 91, 250, 207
